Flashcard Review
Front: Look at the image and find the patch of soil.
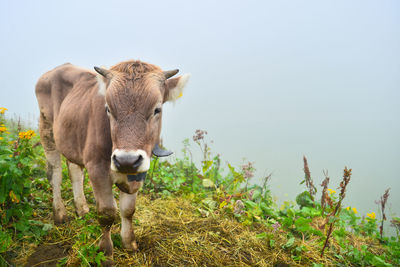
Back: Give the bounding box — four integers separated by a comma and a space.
25, 243, 70, 267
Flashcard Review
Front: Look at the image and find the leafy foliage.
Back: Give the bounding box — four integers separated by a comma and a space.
0, 112, 48, 254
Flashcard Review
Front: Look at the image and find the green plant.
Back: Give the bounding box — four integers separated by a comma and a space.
70, 213, 106, 266
0, 110, 48, 253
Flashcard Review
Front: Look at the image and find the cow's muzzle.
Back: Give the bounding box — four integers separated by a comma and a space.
112, 153, 143, 173
111, 149, 150, 174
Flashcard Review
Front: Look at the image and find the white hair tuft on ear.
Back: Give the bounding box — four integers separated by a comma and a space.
168, 73, 191, 103
96, 74, 107, 96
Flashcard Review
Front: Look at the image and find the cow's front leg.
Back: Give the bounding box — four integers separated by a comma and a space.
120, 191, 138, 251
87, 164, 116, 266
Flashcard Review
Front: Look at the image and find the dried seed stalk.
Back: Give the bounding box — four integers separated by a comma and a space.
377, 188, 390, 239
303, 156, 316, 201
320, 170, 330, 216
321, 167, 352, 257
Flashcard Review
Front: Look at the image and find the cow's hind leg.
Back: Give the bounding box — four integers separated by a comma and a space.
67, 161, 89, 217
120, 191, 138, 251
45, 150, 67, 224
86, 163, 116, 266
39, 113, 67, 224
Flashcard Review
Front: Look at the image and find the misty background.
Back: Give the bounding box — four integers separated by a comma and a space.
1, 1, 399, 221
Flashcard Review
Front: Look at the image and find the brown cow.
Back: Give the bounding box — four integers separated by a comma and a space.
35, 60, 190, 265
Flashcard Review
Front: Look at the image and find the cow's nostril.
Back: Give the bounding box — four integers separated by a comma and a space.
132, 155, 143, 168
112, 154, 121, 169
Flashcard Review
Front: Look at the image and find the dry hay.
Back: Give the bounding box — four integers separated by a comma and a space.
9, 193, 376, 266
113, 195, 301, 266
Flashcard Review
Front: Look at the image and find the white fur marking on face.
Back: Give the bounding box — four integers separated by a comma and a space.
96, 75, 106, 96
168, 73, 191, 103
110, 149, 151, 173
110, 171, 127, 184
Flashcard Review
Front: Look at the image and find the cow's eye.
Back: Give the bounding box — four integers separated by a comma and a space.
105, 106, 110, 114
154, 107, 162, 115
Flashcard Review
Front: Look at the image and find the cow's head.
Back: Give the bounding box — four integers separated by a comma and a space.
94, 60, 189, 188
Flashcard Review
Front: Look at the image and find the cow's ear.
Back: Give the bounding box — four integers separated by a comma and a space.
164, 74, 191, 103
94, 66, 113, 96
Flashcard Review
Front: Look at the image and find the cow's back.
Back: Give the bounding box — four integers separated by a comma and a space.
35, 63, 96, 122
36, 63, 108, 165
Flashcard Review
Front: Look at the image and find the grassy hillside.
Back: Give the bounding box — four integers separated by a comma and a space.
1, 108, 399, 266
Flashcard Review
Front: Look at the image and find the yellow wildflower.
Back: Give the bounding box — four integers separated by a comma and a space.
0, 107, 7, 114
346, 207, 350, 211
219, 200, 228, 209
327, 188, 336, 195
0, 126, 7, 132
352, 207, 357, 214
367, 212, 376, 219
19, 130, 36, 140
9, 190, 19, 203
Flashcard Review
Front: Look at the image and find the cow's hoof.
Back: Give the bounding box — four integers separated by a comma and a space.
76, 204, 89, 217
122, 231, 138, 252
131, 240, 138, 251
53, 205, 68, 224
123, 240, 138, 252
53, 212, 68, 225
99, 236, 113, 257
101, 258, 114, 267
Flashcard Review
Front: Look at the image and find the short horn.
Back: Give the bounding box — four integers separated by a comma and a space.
94, 66, 112, 79
152, 143, 173, 157
163, 69, 179, 79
